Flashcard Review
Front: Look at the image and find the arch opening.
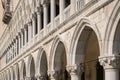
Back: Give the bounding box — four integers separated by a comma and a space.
113, 20, 120, 55
53, 41, 70, 80
17, 65, 20, 80
39, 51, 48, 79
113, 19, 120, 79
23, 62, 26, 80
30, 58, 35, 80
75, 26, 104, 80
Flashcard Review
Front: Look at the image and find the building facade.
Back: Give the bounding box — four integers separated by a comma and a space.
0, 0, 120, 80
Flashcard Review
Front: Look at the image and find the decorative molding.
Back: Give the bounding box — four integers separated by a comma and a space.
48, 70, 59, 79
36, 75, 47, 80
99, 55, 120, 69
66, 64, 84, 75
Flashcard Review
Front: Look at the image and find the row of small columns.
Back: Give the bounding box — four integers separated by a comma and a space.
42, 0, 70, 27
6, 37, 19, 63
5, 0, 72, 63
22, 55, 120, 80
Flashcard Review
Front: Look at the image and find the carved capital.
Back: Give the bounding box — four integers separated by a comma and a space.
48, 70, 59, 79
37, 6, 42, 14
99, 55, 120, 69
66, 64, 84, 75
36, 75, 47, 80
25, 77, 31, 80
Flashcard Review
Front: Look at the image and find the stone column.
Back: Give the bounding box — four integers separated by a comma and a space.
28, 22, 32, 41
25, 77, 31, 80
18, 33, 21, 53
16, 37, 19, 55
37, 6, 42, 32
99, 55, 120, 80
24, 26, 27, 45
60, 0, 65, 23
12, 42, 15, 58
32, 13, 36, 37
51, 0, 56, 22
48, 70, 59, 80
71, 0, 76, 14
67, 64, 84, 80
20, 31, 23, 48
15, 39, 17, 56
43, 1, 49, 27
36, 75, 48, 80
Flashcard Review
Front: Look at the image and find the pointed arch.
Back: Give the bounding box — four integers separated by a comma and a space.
49, 35, 68, 70
27, 54, 36, 79
14, 63, 20, 80
70, 17, 102, 64
20, 60, 26, 80
10, 67, 15, 80
104, 1, 120, 55
36, 47, 48, 75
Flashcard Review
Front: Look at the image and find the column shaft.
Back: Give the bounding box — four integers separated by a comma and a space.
21, 32, 23, 47
71, 0, 76, 14
37, 12, 41, 32
105, 69, 119, 80
18, 34, 21, 53
99, 55, 120, 80
60, 0, 65, 23
51, 0, 56, 21
24, 28, 27, 45
43, 4, 48, 26
28, 23, 32, 41
32, 14, 36, 37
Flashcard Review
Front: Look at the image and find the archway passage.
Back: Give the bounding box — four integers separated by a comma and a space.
30, 58, 35, 80
23, 62, 26, 80
75, 27, 104, 80
113, 20, 120, 54
17, 66, 20, 80
39, 51, 48, 79
113, 20, 120, 79
53, 41, 70, 80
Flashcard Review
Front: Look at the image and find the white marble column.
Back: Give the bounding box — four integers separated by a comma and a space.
25, 77, 31, 80
15, 39, 17, 56
12, 43, 14, 58
36, 75, 47, 80
71, 0, 76, 14
18, 33, 21, 53
43, 1, 49, 27
67, 64, 83, 80
48, 70, 59, 80
37, 6, 42, 32
16, 37, 19, 55
24, 27, 27, 45
32, 13, 36, 37
28, 22, 32, 41
60, 0, 65, 23
20, 31, 23, 48
99, 55, 120, 80
51, 0, 56, 22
